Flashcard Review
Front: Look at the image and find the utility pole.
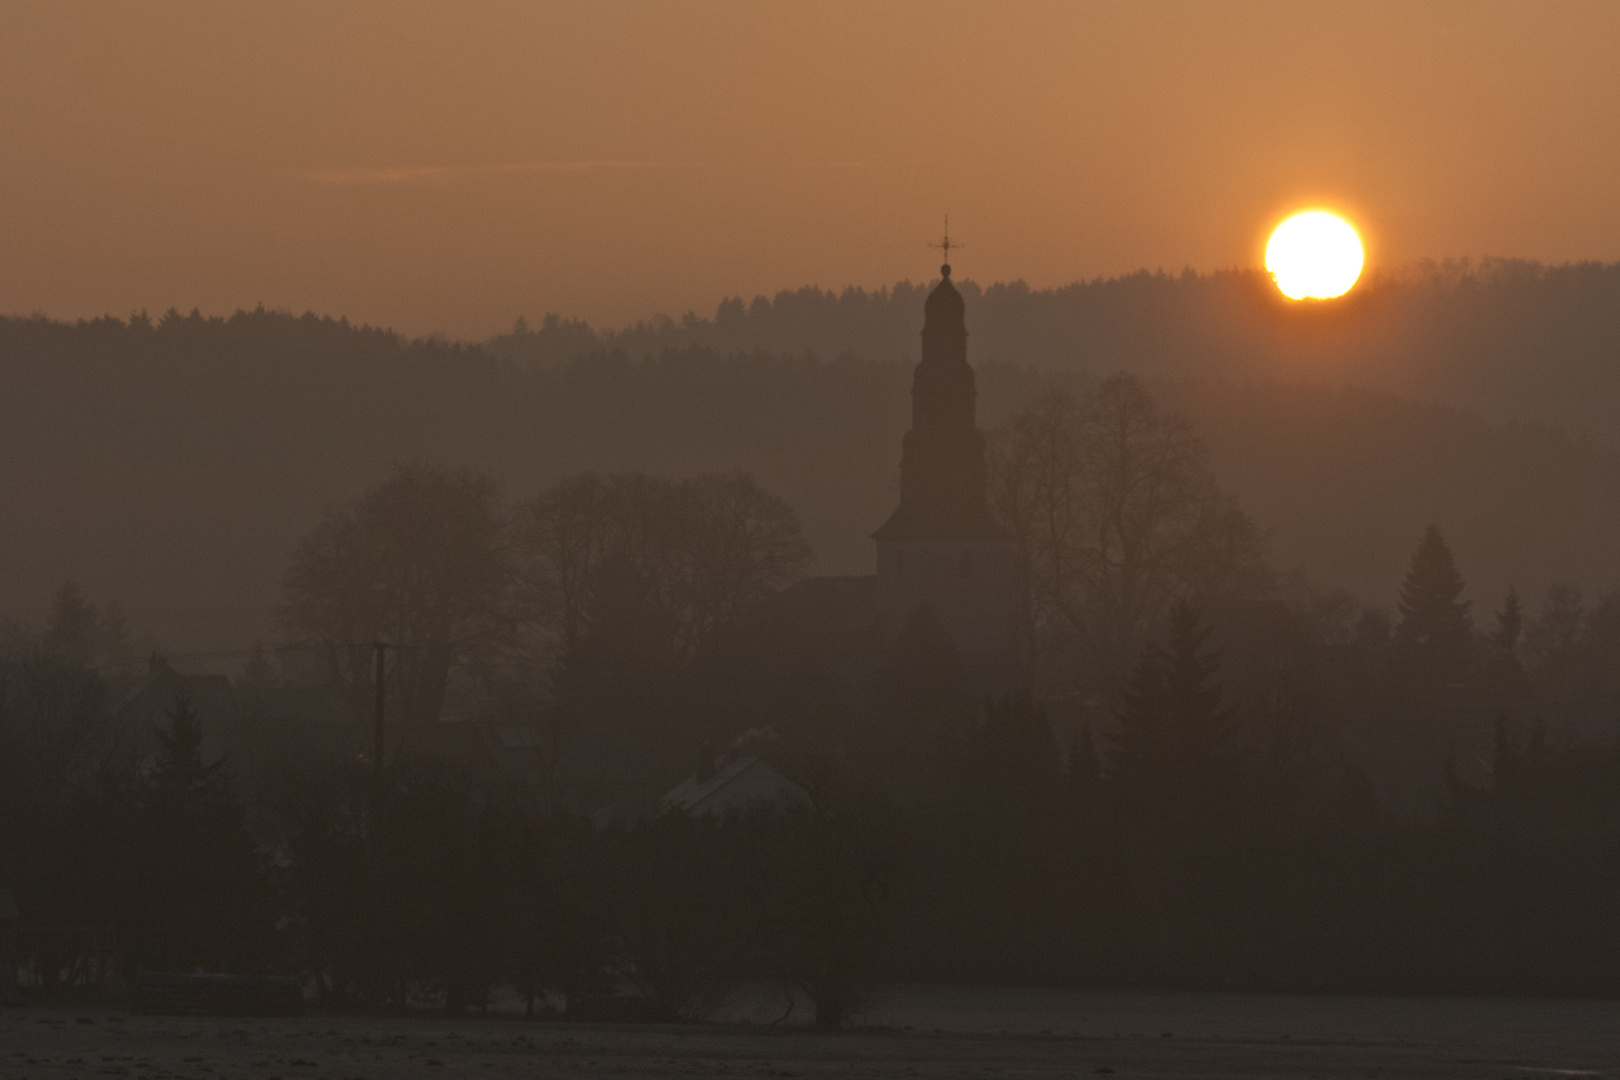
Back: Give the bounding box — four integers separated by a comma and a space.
373, 641, 388, 776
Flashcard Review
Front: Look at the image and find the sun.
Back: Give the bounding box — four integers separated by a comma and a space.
1265, 211, 1364, 300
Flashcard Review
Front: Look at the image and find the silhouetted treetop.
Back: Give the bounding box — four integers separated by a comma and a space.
488, 260, 1620, 442
6, 298, 1620, 654
1394, 526, 1474, 688
989, 374, 1268, 701
280, 461, 518, 733
1492, 588, 1524, 653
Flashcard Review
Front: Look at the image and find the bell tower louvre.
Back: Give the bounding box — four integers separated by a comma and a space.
873, 241, 1021, 658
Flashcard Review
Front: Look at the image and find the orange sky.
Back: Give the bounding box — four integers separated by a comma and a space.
2, 1, 1618, 338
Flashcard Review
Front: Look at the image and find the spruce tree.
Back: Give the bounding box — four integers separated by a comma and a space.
1109, 642, 1169, 791
1159, 602, 1234, 767
1393, 526, 1474, 689
1109, 601, 1236, 825
967, 694, 1062, 831
1482, 587, 1534, 700
947, 694, 1066, 979
45, 580, 98, 666
150, 696, 223, 790
1067, 723, 1100, 804
134, 697, 271, 971
1491, 588, 1523, 653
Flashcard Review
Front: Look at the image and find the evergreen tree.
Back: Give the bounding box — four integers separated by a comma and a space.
1490, 714, 1546, 803
45, 581, 98, 667
1492, 588, 1524, 653
1393, 526, 1474, 689
1067, 723, 1100, 805
948, 694, 1066, 979
150, 696, 222, 789
1110, 635, 1170, 797
964, 694, 1062, 833
1109, 601, 1237, 827
234, 643, 282, 727
1105, 603, 1244, 982
43, 581, 129, 667
1482, 588, 1534, 701
132, 697, 273, 971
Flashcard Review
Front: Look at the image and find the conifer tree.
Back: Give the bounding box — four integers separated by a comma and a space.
947, 694, 1066, 979
1393, 526, 1474, 689
133, 697, 272, 970
45, 581, 98, 666
1110, 645, 1169, 788
1491, 588, 1523, 653
150, 696, 223, 790
1490, 714, 1546, 802
1068, 723, 1100, 804
1109, 601, 1236, 826
1482, 587, 1534, 700
966, 694, 1062, 831
44, 580, 129, 667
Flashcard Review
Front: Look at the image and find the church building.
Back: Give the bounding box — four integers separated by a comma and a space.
683, 250, 1029, 797
740, 251, 1026, 699
872, 257, 1022, 660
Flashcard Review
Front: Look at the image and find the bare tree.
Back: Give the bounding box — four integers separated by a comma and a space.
673, 472, 812, 657
988, 374, 1266, 699
44, 581, 131, 668
280, 462, 517, 735
514, 472, 809, 777
515, 473, 682, 661
516, 471, 810, 667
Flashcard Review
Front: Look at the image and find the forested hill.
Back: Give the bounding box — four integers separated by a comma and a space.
3, 307, 1620, 651
491, 260, 1620, 442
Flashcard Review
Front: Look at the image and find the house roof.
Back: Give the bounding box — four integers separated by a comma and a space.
661, 756, 811, 817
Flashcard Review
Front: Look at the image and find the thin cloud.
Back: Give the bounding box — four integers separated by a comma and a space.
285, 160, 868, 185
286, 161, 709, 186
290, 165, 453, 185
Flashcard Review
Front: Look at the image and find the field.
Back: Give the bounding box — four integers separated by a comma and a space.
3, 986, 1617, 1079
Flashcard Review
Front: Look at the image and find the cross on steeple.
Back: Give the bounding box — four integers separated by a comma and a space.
929, 216, 962, 274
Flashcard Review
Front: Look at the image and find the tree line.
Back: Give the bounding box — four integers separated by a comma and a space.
489, 260, 1620, 440
6, 374, 1620, 1013
5, 305, 1620, 645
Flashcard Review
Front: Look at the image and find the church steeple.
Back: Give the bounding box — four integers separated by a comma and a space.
873, 255, 1003, 542
869, 231, 1021, 664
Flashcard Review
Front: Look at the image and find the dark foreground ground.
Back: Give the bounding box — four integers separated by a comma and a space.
3, 986, 1618, 1079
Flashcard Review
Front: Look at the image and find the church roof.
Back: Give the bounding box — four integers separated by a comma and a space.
924, 263, 966, 326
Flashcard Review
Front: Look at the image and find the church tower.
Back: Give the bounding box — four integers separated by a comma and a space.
873, 251, 1021, 657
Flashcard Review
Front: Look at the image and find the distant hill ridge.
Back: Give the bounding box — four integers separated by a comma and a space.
491, 259, 1620, 442
2, 282, 1619, 650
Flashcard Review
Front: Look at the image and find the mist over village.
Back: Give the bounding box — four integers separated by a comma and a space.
5, 4, 1620, 1078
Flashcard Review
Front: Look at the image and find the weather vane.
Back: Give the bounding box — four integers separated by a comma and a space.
929, 215, 962, 269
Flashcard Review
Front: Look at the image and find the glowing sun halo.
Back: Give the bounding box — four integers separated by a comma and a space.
1266, 211, 1364, 299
